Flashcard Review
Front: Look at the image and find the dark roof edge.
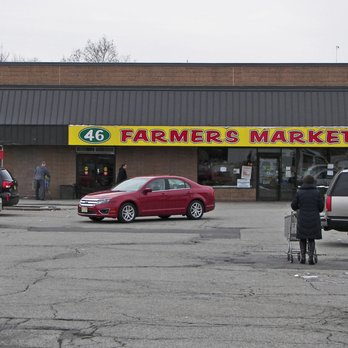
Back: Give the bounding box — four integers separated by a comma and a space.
1, 85, 348, 91
1, 62, 348, 67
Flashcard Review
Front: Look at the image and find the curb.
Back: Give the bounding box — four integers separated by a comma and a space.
4, 200, 78, 211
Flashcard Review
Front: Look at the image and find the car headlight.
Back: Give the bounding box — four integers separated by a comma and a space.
97, 198, 111, 204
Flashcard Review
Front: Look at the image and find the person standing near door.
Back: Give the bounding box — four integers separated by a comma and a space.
116, 163, 127, 184
34, 161, 51, 200
291, 175, 324, 265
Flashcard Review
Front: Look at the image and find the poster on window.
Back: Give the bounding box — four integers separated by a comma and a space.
241, 165, 252, 180
237, 179, 251, 188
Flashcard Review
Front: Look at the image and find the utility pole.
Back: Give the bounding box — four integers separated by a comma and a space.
0, 145, 3, 167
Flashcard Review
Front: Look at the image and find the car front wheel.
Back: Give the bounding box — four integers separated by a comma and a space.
118, 202, 136, 223
187, 200, 204, 220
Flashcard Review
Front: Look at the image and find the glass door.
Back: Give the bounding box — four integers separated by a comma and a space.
76, 154, 115, 198
280, 149, 296, 201
257, 155, 280, 200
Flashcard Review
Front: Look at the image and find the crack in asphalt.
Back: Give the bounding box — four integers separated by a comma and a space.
15, 250, 85, 266
0, 315, 347, 347
0, 224, 242, 237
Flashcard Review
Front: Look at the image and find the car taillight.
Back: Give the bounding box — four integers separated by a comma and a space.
2, 180, 13, 189
325, 195, 332, 212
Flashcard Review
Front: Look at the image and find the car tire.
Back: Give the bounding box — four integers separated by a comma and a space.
187, 200, 204, 220
89, 217, 104, 222
118, 202, 137, 223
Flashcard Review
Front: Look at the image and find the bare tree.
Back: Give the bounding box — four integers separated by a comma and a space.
0, 45, 10, 62
12, 55, 39, 62
62, 36, 130, 63
0, 44, 39, 62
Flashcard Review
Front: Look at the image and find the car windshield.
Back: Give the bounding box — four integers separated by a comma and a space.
111, 177, 150, 192
0, 169, 13, 181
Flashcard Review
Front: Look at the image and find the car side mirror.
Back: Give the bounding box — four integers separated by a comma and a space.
143, 187, 152, 194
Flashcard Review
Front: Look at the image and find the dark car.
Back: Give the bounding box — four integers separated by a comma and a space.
0, 168, 19, 206
322, 169, 348, 232
78, 175, 215, 223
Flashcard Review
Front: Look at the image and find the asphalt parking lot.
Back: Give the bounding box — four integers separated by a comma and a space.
0, 200, 347, 348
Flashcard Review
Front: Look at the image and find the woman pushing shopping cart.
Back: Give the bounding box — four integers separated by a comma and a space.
289, 175, 324, 265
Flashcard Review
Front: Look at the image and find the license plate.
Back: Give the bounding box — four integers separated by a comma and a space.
81, 207, 88, 213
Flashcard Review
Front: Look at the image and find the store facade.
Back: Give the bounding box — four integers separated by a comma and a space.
1, 63, 348, 201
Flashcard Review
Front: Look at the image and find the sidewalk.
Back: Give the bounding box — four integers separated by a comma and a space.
6, 198, 79, 210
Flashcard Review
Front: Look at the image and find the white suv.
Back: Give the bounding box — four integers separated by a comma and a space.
322, 169, 348, 232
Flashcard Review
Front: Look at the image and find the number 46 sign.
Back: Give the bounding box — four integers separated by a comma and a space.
78, 127, 111, 144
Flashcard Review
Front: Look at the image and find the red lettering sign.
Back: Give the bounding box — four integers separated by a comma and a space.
133, 130, 148, 142
226, 130, 239, 143
340, 130, 348, 142
206, 130, 222, 143
308, 130, 324, 143
326, 130, 340, 144
151, 130, 167, 143
120, 129, 133, 142
289, 131, 305, 143
250, 130, 269, 143
270, 131, 287, 143
191, 130, 204, 143
169, 130, 188, 142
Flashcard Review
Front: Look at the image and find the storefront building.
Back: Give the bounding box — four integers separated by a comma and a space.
1, 63, 348, 201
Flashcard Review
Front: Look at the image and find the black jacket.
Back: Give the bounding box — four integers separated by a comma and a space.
116, 168, 127, 184
291, 183, 324, 240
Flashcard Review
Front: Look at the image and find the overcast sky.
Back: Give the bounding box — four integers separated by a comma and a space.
1, 0, 347, 63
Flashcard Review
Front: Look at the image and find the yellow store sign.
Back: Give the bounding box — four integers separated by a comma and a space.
69, 125, 348, 147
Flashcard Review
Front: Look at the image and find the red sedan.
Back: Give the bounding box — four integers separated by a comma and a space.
78, 175, 215, 223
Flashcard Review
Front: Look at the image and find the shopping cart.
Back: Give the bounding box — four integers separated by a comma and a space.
284, 211, 299, 263
284, 211, 318, 263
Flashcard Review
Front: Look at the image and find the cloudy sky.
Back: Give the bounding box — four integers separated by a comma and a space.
1, 0, 347, 63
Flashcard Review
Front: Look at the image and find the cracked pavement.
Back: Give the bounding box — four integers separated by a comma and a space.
0, 201, 347, 347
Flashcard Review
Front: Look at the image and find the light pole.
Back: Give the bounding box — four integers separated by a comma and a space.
336, 45, 340, 63
0, 145, 3, 167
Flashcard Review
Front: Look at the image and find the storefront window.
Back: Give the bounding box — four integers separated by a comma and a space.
198, 148, 256, 187
297, 148, 329, 185
198, 147, 348, 198
329, 148, 348, 171
296, 148, 347, 188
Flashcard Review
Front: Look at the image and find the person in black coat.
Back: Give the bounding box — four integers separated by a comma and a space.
291, 175, 324, 264
116, 163, 128, 184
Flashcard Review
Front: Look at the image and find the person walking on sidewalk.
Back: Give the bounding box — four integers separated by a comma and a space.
116, 163, 127, 184
291, 175, 324, 265
34, 161, 51, 200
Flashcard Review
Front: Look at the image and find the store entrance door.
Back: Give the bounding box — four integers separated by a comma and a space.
76, 154, 115, 198
257, 155, 280, 201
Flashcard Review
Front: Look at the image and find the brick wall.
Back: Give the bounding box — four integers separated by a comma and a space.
214, 187, 256, 201
4, 146, 76, 199
3, 145, 257, 201
2, 145, 198, 200
116, 147, 198, 181
1, 63, 348, 87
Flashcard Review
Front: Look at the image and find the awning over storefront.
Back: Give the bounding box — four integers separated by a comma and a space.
1, 86, 348, 145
